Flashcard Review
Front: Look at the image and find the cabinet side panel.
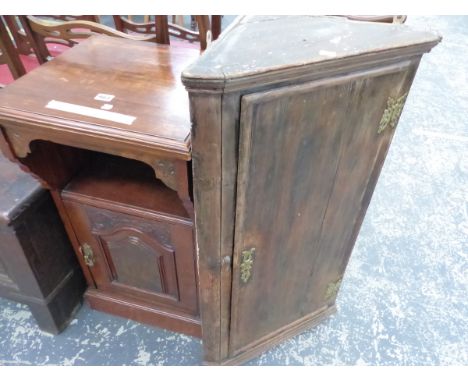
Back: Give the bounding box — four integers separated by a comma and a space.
219, 93, 241, 359
0, 256, 9, 279
14, 193, 80, 297
189, 93, 224, 362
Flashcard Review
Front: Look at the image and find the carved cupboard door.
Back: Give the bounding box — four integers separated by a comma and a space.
63, 201, 198, 316
229, 61, 419, 356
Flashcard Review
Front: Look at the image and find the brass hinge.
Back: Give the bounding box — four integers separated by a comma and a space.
324, 278, 342, 301
378, 92, 408, 134
81, 243, 95, 267
240, 248, 255, 284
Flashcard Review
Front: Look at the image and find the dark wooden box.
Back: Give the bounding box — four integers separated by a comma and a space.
0, 154, 85, 334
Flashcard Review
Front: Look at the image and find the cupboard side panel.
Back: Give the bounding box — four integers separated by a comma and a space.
219, 92, 241, 359
189, 93, 224, 363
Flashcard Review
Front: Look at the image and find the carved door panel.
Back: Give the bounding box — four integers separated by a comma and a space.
229, 62, 418, 356
63, 201, 198, 315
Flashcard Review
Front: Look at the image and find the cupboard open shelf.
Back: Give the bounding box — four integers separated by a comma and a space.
62, 153, 191, 223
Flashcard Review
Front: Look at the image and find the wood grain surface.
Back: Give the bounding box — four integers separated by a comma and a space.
0, 35, 199, 159
184, 16, 440, 364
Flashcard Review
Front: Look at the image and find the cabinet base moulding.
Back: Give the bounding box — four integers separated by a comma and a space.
207, 304, 337, 366
85, 288, 202, 338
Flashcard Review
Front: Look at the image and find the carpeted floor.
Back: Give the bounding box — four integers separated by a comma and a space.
0, 15, 466, 366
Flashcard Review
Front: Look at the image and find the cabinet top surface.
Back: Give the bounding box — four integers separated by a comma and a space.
0, 35, 200, 157
0, 154, 42, 224
182, 16, 441, 88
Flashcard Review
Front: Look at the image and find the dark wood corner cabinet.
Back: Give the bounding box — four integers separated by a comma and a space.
0, 17, 440, 364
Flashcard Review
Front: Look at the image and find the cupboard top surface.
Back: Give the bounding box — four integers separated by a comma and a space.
182, 16, 441, 87
0, 35, 199, 158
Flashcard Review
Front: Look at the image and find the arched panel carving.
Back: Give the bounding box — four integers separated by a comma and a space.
93, 226, 180, 300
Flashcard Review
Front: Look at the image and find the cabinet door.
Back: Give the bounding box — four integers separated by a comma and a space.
229, 62, 418, 355
63, 201, 198, 315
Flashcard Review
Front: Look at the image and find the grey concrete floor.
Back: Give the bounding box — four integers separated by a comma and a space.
0, 16, 467, 365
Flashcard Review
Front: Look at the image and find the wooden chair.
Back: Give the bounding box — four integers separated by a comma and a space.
1, 16, 114, 85
113, 15, 212, 50
2, 16, 33, 56
3, 16, 103, 58
0, 16, 27, 85
17, 15, 160, 64
211, 16, 222, 40
41, 15, 100, 23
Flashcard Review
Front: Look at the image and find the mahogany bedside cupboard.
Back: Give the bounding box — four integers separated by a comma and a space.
0, 154, 85, 333
0, 16, 440, 365
0, 35, 202, 338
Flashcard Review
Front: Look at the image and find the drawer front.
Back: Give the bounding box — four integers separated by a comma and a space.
229, 61, 419, 355
63, 201, 198, 316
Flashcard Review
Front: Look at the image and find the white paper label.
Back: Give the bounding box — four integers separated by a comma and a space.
46, 100, 136, 125
100, 104, 113, 110
94, 93, 115, 102
318, 50, 337, 58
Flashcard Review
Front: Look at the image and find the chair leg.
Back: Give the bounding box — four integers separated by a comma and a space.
0, 16, 26, 79
155, 16, 170, 45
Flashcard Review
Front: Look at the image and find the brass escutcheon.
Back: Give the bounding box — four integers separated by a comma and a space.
240, 248, 255, 284
81, 243, 95, 267
378, 92, 408, 134
324, 278, 342, 301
